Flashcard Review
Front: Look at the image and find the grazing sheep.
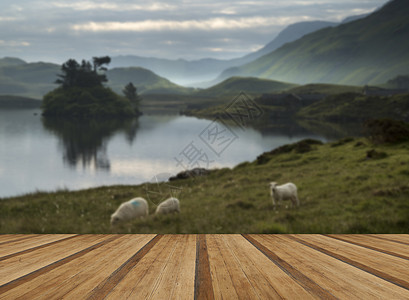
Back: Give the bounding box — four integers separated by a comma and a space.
155, 197, 180, 215
270, 182, 299, 209
110, 197, 149, 226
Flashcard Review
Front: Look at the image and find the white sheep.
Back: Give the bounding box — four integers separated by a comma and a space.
270, 182, 299, 209
155, 197, 180, 215
110, 197, 149, 226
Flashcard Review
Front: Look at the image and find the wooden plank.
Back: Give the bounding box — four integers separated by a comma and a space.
86, 234, 162, 299
0, 235, 113, 288
242, 234, 333, 299
104, 234, 177, 299
0, 234, 78, 261
0, 235, 37, 245
368, 234, 409, 245
290, 234, 409, 290
1, 234, 409, 299
194, 234, 214, 300
209, 234, 317, 299
207, 234, 256, 299
326, 234, 409, 260
149, 235, 196, 300
0, 235, 156, 300
253, 235, 409, 299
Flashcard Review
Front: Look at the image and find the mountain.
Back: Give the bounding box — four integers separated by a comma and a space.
107, 67, 193, 95
110, 21, 339, 87
0, 59, 59, 98
218, 0, 409, 86
0, 57, 27, 67
110, 56, 234, 87
240, 21, 337, 63
0, 58, 193, 99
195, 77, 297, 98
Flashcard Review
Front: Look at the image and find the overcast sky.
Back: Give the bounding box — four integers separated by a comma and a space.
0, 0, 390, 63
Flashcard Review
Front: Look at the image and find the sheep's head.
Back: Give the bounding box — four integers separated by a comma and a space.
270, 182, 278, 196
110, 214, 120, 226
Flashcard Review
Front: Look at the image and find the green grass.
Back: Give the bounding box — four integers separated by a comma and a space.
297, 93, 409, 121
285, 83, 362, 95
230, 0, 409, 85
1, 137, 409, 234
195, 76, 297, 98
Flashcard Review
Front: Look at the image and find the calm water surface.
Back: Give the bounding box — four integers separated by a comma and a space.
0, 109, 327, 198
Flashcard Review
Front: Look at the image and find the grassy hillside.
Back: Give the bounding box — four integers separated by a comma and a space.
286, 83, 362, 95
196, 76, 297, 98
297, 93, 409, 121
107, 67, 194, 95
221, 0, 409, 86
0, 61, 59, 98
1, 135, 409, 234
0, 57, 26, 67
0, 58, 194, 99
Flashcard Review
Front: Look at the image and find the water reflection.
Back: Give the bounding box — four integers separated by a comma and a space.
250, 112, 364, 140
42, 117, 139, 170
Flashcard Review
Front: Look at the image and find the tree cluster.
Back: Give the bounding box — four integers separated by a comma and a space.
43, 56, 142, 118
55, 56, 111, 88
123, 82, 142, 115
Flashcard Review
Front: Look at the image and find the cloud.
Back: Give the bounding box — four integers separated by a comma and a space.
0, 0, 390, 62
51, 1, 176, 11
72, 16, 313, 32
0, 16, 19, 21
0, 40, 30, 47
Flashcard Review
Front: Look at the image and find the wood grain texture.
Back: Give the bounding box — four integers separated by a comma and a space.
0, 234, 78, 261
194, 234, 214, 300
290, 234, 409, 290
0, 234, 408, 299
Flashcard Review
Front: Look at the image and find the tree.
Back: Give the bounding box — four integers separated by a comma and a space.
55, 56, 111, 89
92, 56, 111, 72
123, 82, 142, 114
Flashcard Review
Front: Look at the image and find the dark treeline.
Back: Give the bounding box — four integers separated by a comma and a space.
42, 56, 141, 118
55, 56, 111, 88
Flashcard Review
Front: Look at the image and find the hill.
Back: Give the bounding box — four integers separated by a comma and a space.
0, 60, 59, 99
111, 21, 338, 87
1, 135, 409, 233
107, 67, 194, 95
0, 57, 27, 67
240, 21, 337, 64
286, 83, 363, 95
219, 0, 409, 86
297, 93, 409, 122
0, 58, 194, 99
195, 76, 297, 98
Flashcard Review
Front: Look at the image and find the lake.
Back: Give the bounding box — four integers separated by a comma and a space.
0, 108, 329, 198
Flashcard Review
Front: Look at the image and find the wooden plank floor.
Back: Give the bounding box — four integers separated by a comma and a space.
1, 235, 409, 299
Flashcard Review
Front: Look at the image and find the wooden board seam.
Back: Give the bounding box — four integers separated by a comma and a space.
0, 235, 80, 262
367, 235, 409, 246
242, 234, 337, 299
86, 234, 162, 300
0, 235, 121, 295
289, 235, 409, 291
194, 234, 215, 300
325, 235, 409, 261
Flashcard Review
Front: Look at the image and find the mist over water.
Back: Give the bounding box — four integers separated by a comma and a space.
0, 108, 328, 198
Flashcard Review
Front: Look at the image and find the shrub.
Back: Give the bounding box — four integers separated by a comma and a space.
365, 119, 409, 144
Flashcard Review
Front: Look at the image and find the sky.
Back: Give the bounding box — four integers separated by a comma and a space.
0, 0, 390, 63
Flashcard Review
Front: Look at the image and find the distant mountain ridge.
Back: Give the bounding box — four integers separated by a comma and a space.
195, 77, 297, 98
0, 58, 193, 99
218, 0, 409, 85
110, 17, 368, 86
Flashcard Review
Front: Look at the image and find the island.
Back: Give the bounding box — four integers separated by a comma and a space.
42, 56, 141, 118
